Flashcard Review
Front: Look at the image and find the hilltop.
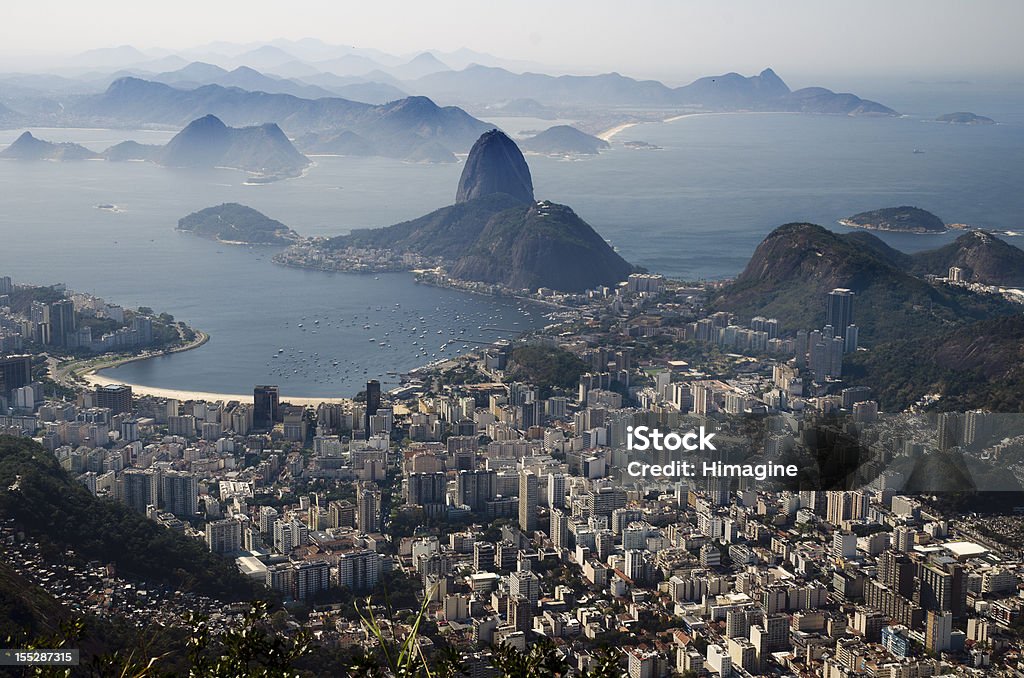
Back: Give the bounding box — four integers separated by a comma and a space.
456, 129, 535, 204
711, 223, 1016, 343
519, 125, 609, 155
317, 130, 634, 292
101, 139, 161, 161
159, 114, 310, 178
0, 131, 99, 160
912, 230, 1024, 287
713, 223, 1023, 410
178, 203, 299, 244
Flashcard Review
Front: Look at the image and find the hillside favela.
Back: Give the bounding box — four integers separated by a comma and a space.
2, 3, 1024, 676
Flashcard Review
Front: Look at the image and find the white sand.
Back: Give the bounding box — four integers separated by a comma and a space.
83, 371, 350, 405
596, 122, 639, 141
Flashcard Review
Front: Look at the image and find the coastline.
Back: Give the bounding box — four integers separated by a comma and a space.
596, 122, 639, 141
596, 111, 706, 141
837, 218, 949, 234
68, 330, 349, 405
82, 373, 350, 406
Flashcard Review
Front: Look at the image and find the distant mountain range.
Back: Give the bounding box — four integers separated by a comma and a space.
70, 77, 492, 162
320, 129, 635, 292
1, 115, 311, 179
146, 62, 339, 99
408, 67, 896, 115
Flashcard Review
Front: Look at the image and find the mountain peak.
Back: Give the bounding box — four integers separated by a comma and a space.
455, 129, 534, 204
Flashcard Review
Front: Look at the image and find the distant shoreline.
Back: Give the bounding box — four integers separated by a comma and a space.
837, 218, 949, 234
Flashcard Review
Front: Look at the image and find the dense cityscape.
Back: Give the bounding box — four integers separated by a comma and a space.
3, 265, 1024, 677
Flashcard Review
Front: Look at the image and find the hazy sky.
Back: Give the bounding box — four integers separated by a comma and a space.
4, 0, 1023, 82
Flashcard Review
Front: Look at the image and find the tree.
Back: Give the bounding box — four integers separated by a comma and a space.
186, 602, 312, 678
491, 638, 568, 677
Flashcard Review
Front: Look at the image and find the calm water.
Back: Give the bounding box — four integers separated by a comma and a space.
1, 94, 1022, 396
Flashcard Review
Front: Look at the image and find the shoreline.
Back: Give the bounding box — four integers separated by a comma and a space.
837, 218, 949, 234
82, 372, 350, 406
70, 330, 350, 405
595, 122, 639, 141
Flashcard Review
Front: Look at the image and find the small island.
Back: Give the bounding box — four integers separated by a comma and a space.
839, 206, 947, 234
519, 125, 610, 156
0, 131, 99, 161
177, 203, 299, 245
623, 140, 661, 150
936, 112, 996, 125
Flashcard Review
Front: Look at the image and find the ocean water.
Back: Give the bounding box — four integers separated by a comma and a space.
0, 94, 1021, 396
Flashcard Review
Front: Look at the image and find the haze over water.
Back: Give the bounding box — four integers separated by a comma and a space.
1, 89, 1022, 396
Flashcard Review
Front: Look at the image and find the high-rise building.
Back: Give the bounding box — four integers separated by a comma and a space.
160, 470, 198, 517
550, 508, 569, 550
585, 486, 627, 520
206, 518, 242, 554
95, 384, 132, 415
407, 471, 447, 513
293, 560, 331, 600
547, 473, 566, 509
253, 385, 279, 430
337, 549, 381, 591
457, 469, 497, 512
937, 413, 962, 452
844, 324, 859, 353
826, 288, 855, 339
832, 531, 857, 559
266, 564, 296, 596
918, 561, 966, 618
258, 506, 279, 536
925, 610, 953, 653
121, 468, 158, 513
518, 470, 538, 532
510, 569, 540, 607
356, 483, 381, 533
48, 299, 77, 347
474, 541, 495, 572
273, 518, 308, 553
0, 355, 32, 398
364, 380, 381, 439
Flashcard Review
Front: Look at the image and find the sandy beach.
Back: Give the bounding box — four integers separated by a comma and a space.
83, 371, 350, 406
59, 329, 350, 406
596, 122, 639, 141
